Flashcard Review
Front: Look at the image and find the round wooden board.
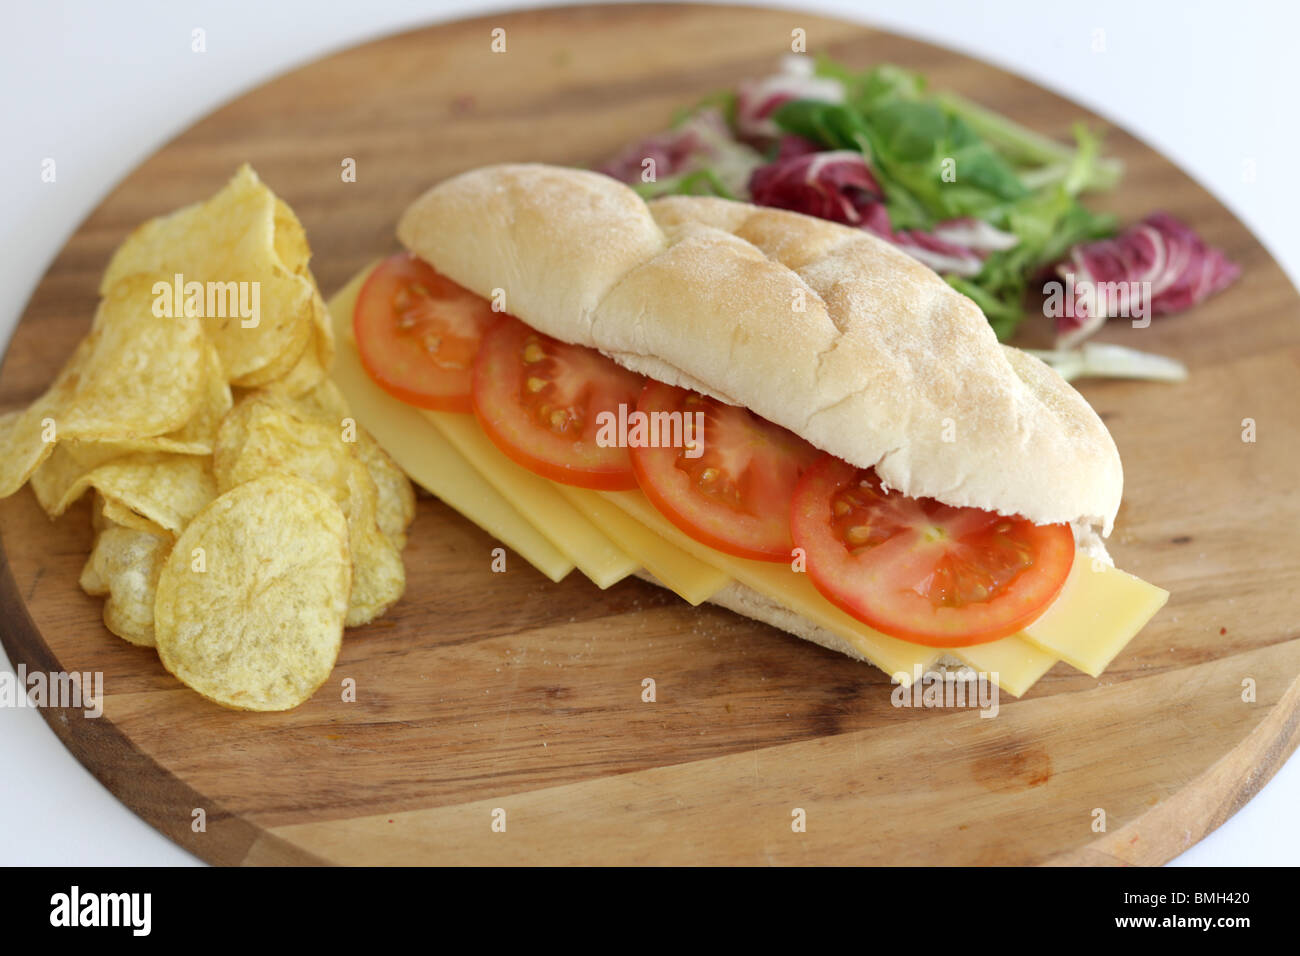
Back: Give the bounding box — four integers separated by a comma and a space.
2, 3, 1298, 867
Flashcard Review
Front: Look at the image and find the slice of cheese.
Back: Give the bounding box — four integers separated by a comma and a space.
948, 639, 1059, 698
599, 489, 949, 681
423, 410, 638, 590
554, 483, 731, 605
1021, 558, 1169, 677
327, 273, 574, 582
600, 489, 1066, 694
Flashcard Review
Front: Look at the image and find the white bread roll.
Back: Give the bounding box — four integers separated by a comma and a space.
398, 164, 1122, 535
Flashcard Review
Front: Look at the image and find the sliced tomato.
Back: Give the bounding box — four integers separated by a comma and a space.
790, 455, 1074, 646
353, 253, 500, 412
631, 382, 821, 561
472, 316, 645, 489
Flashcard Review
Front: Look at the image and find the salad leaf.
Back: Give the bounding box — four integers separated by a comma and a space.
934, 92, 1122, 191
631, 167, 739, 200
955, 185, 1116, 338
766, 99, 865, 151
945, 276, 1027, 340
748, 146, 883, 225
766, 60, 1125, 337
597, 55, 1131, 341
600, 108, 762, 201
1052, 211, 1241, 345
670, 88, 738, 130
767, 99, 932, 229
863, 101, 1028, 221
771, 98, 1031, 226
1025, 343, 1188, 383
812, 56, 926, 108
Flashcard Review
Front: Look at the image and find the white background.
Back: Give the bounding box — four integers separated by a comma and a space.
1, 0, 1297, 866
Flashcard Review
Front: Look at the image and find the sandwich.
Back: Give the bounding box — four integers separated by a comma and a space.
329, 163, 1168, 697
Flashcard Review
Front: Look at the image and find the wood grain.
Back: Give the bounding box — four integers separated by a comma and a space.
1, 3, 1298, 866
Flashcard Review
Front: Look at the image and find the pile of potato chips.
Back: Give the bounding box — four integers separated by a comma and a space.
0, 165, 415, 711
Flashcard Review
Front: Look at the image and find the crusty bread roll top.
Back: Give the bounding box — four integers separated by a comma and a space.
397, 164, 1123, 536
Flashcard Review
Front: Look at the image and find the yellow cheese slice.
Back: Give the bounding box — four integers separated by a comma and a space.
582, 476, 1052, 694
553, 483, 731, 605
600, 489, 1071, 696
423, 410, 638, 590
1021, 557, 1169, 677
599, 487, 1170, 694
326, 273, 574, 583
598, 489, 949, 681
948, 639, 1059, 698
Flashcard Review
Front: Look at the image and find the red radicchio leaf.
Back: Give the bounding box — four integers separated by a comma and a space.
748, 148, 883, 226
749, 151, 1014, 277
772, 134, 821, 160
735, 88, 797, 141
880, 218, 1018, 277
885, 228, 986, 277
597, 109, 733, 184
1053, 212, 1240, 345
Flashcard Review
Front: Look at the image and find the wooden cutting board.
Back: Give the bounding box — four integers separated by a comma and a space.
2, 3, 1298, 867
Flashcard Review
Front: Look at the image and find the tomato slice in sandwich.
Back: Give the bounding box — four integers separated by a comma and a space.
791, 455, 1075, 646
472, 316, 645, 490
353, 253, 500, 412
631, 382, 821, 561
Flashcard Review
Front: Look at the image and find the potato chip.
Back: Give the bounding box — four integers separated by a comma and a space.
268, 335, 323, 397
30, 338, 225, 516
272, 198, 311, 276
34, 450, 213, 533
78, 559, 107, 596
30, 441, 125, 516
32, 339, 232, 498
352, 438, 415, 550
83, 524, 171, 646
220, 381, 413, 548
214, 396, 405, 625
289, 379, 415, 547
309, 283, 336, 372
265, 289, 332, 397
153, 475, 350, 710
266, 203, 336, 390
245, 381, 413, 542
101, 165, 314, 387
59, 275, 206, 441
99, 497, 170, 538
0, 407, 58, 499
231, 313, 311, 388
0, 337, 93, 497
79, 549, 108, 596
80, 496, 116, 594
119, 337, 232, 453
211, 397, 320, 487
299, 377, 350, 421
90, 491, 111, 532
3, 164, 406, 710
6, 267, 215, 503
88, 455, 215, 534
